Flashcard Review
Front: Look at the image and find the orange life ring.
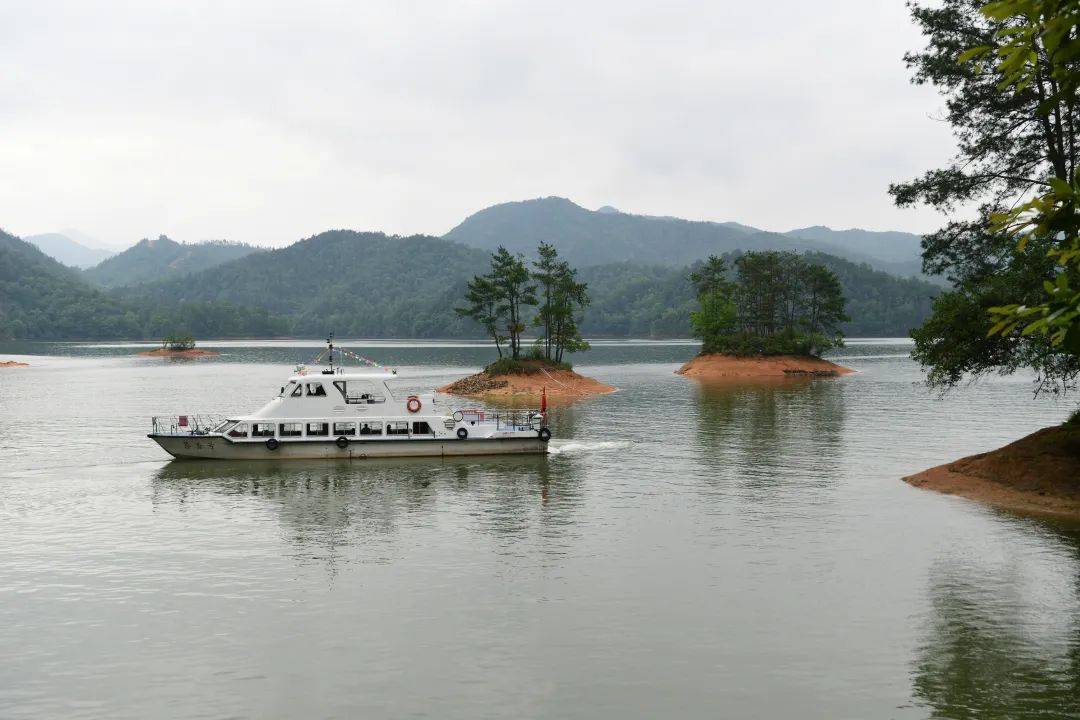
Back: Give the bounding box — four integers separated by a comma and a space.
406, 396, 422, 413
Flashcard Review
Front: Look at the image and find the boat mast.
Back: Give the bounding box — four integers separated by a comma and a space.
325, 332, 335, 374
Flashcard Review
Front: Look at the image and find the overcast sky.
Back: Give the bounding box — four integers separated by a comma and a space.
1, 0, 956, 249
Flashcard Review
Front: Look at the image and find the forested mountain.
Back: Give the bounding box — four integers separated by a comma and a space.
115, 231, 490, 337
25, 232, 115, 269
84, 235, 262, 288
1, 229, 140, 338
445, 197, 800, 267
2, 221, 938, 340
443, 197, 926, 276
115, 231, 938, 339
0, 229, 285, 340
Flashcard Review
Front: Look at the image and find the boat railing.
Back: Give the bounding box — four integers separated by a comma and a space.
454, 409, 542, 431
151, 414, 228, 436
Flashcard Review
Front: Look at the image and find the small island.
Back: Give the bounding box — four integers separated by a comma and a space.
904, 417, 1080, 520
677, 252, 854, 380
139, 334, 219, 358
0, 360, 29, 368
444, 243, 614, 403
677, 354, 853, 378
439, 358, 615, 403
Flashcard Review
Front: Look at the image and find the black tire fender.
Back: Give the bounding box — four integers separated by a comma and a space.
266, 438, 280, 451
336, 436, 349, 449
538, 427, 552, 441
457, 427, 468, 440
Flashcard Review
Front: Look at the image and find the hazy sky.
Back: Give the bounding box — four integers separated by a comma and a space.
1, 0, 956, 248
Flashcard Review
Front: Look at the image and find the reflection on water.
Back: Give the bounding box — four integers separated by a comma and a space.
2, 342, 1080, 718
151, 455, 580, 569
911, 525, 1080, 719
691, 377, 845, 488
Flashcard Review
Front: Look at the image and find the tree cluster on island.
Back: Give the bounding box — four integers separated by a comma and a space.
162, 334, 196, 351
457, 243, 590, 370
688, 251, 848, 357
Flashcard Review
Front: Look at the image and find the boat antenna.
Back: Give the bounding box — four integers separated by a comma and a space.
324, 332, 335, 375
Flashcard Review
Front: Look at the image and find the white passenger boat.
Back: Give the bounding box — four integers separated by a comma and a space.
148, 342, 550, 460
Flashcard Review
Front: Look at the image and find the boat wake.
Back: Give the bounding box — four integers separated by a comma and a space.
548, 440, 632, 455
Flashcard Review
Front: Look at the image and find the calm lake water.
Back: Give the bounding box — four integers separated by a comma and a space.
1, 339, 1078, 719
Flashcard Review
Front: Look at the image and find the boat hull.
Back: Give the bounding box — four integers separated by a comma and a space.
149, 434, 547, 460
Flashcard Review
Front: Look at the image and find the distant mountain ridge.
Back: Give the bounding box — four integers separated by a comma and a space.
443, 196, 927, 279
1, 223, 939, 340
785, 225, 922, 262
3, 198, 940, 340
113, 228, 939, 339
114, 230, 487, 337
25, 232, 115, 269
0, 229, 284, 340
84, 235, 263, 288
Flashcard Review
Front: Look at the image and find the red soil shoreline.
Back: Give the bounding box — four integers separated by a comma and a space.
138, 348, 220, 358
438, 368, 615, 404
0, 360, 30, 367
676, 353, 854, 379
904, 426, 1080, 520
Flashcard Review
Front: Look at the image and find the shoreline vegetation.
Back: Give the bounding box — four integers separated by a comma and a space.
904, 423, 1080, 521
438, 358, 615, 404
676, 353, 854, 379
888, 5, 1080, 517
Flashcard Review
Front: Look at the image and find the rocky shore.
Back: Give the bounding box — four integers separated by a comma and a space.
904, 425, 1080, 520
0, 360, 29, 368
676, 353, 854, 379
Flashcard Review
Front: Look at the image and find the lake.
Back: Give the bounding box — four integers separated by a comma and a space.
0, 339, 1077, 719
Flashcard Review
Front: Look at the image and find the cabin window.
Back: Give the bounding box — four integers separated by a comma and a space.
333, 422, 356, 436
411, 421, 433, 435
306, 383, 327, 397
228, 423, 249, 438
359, 422, 383, 436
307, 422, 329, 437
279, 422, 302, 437
252, 423, 275, 437
333, 380, 386, 404
386, 421, 409, 436
291, 384, 303, 397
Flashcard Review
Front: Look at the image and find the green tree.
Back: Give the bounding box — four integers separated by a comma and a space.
529, 243, 592, 363
532, 242, 561, 361
551, 267, 590, 363
802, 263, 849, 341
489, 246, 537, 359
455, 274, 505, 357
969, 0, 1080, 363
892, 0, 1080, 393
689, 251, 846, 356
688, 255, 733, 297
690, 292, 738, 351
689, 255, 738, 352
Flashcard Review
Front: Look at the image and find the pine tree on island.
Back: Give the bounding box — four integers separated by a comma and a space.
444, 243, 613, 400
679, 251, 853, 378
